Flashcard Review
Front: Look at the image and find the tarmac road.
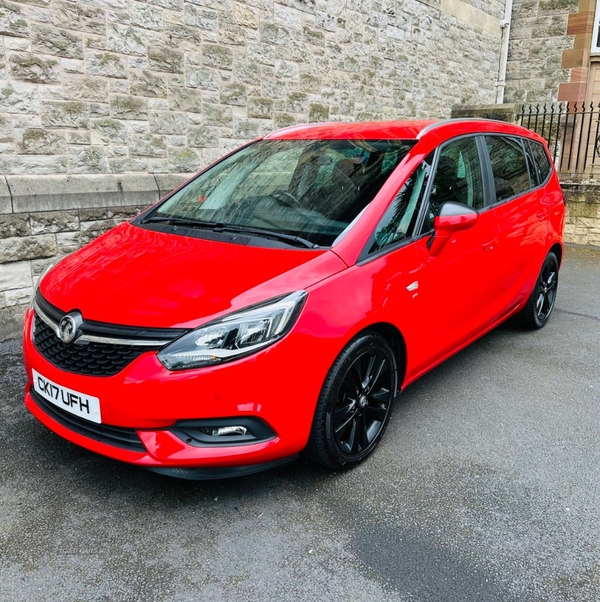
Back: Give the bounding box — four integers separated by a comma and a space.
1, 245, 599, 602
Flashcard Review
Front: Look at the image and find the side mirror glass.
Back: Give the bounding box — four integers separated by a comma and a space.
428, 202, 478, 256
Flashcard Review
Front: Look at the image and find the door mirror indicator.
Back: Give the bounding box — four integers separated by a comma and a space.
428, 202, 478, 256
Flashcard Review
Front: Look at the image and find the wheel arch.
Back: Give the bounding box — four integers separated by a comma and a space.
550, 242, 563, 267
360, 322, 407, 392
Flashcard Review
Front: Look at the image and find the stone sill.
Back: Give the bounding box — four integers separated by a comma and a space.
1, 172, 193, 215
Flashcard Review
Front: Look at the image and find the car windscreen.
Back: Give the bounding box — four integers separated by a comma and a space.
145, 139, 415, 247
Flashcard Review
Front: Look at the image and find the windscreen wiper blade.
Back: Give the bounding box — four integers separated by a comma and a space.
143, 215, 224, 228
214, 224, 319, 249
143, 216, 318, 248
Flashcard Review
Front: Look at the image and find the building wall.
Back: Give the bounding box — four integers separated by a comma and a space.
0, 0, 507, 338
506, 0, 578, 103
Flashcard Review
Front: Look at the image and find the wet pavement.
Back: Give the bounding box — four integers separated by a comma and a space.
1, 245, 599, 601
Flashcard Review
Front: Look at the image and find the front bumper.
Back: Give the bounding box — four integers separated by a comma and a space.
22, 307, 330, 473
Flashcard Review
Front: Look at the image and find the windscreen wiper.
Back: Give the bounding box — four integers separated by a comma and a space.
142, 215, 224, 228
213, 224, 319, 249
143, 216, 319, 249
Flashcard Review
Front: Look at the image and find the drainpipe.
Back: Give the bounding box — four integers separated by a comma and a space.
495, 0, 513, 104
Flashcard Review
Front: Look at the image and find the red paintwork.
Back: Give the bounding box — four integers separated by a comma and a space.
22, 119, 565, 474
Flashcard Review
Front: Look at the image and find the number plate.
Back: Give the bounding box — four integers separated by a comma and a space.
32, 369, 101, 424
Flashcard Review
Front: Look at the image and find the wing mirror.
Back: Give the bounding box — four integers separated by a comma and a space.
428, 202, 478, 256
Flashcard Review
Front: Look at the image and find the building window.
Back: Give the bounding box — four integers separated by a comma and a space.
593, 0, 600, 53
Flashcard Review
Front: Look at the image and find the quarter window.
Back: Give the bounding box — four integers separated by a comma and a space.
529, 141, 552, 184
486, 136, 531, 202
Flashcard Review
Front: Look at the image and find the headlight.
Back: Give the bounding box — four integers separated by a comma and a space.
157, 291, 308, 371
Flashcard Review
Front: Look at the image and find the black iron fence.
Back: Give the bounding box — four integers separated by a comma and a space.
518, 102, 600, 176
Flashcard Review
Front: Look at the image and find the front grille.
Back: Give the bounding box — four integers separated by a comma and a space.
34, 315, 149, 376
32, 293, 187, 377
30, 389, 146, 452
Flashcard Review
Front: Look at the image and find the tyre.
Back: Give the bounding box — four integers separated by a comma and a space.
305, 332, 398, 470
517, 251, 559, 329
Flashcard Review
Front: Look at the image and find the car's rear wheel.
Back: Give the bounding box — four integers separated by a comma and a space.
305, 332, 398, 470
517, 251, 559, 329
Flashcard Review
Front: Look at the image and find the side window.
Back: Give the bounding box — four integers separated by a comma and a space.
530, 140, 552, 184
429, 137, 485, 214
486, 136, 531, 202
367, 153, 433, 254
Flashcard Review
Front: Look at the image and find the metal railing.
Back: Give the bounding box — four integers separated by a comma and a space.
518, 102, 600, 176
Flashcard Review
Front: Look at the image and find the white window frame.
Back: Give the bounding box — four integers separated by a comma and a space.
593, 0, 600, 53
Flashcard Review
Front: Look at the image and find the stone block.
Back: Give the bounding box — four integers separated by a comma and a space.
220, 83, 247, 107
0, 114, 13, 143
233, 2, 258, 28
90, 118, 128, 143
308, 103, 330, 122
203, 103, 233, 126
110, 95, 148, 119
186, 65, 219, 90
41, 101, 89, 128
5, 287, 32, 307
0, 214, 30, 238
107, 22, 147, 56
63, 77, 108, 101
0, 235, 56, 264
30, 211, 79, 235
0, 0, 29, 38
188, 125, 219, 147
168, 147, 201, 173
233, 61, 262, 84
184, 4, 219, 30
51, 1, 104, 34
0, 81, 38, 114
129, 133, 167, 157
8, 174, 160, 212
68, 147, 108, 173
109, 157, 148, 173
169, 88, 203, 113
56, 231, 82, 253
0, 260, 31, 293
86, 51, 128, 79
0, 155, 68, 175
149, 111, 187, 135
0, 305, 27, 342
31, 24, 83, 59
15, 128, 66, 154
148, 46, 184, 73
202, 44, 233, 70
130, 2, 163, 30
130, 70, 168, 98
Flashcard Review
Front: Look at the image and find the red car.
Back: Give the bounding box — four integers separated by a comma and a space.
22, 119, 565, 479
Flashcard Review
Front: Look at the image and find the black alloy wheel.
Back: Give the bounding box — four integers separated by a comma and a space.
518, 251, 559, 329
305, 332, 398, 470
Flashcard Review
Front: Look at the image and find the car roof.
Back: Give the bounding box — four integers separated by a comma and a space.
265, 119, 545, 144
265, 120, 436, 140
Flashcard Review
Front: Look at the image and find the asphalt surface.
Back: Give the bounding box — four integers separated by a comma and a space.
1, 245, 599, 602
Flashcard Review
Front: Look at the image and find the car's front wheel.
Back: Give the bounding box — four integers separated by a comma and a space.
518, 250, 559, 329
305, 332, 398, 470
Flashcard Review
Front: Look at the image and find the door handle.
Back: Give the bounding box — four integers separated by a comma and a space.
482, 237, 498, 252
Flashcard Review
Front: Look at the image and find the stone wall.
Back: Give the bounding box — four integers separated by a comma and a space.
0, 0, 508, 339
506, 0, 578, 103
563, 180, 600, 246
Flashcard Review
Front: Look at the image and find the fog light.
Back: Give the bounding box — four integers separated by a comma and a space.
203, 426, 248, 437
